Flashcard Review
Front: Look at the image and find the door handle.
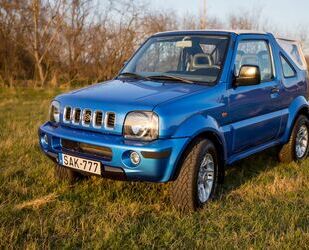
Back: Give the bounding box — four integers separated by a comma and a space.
271, 87, 280, 93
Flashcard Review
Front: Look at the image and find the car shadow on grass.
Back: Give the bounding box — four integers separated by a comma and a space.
221, 147, 280, 195
95, 148, 281, 209
65, 147, 282, 210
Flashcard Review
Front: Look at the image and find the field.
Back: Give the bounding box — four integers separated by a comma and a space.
0, 88, 308, 249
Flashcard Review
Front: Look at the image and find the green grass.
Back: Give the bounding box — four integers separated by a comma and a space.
0, 88, 308, 249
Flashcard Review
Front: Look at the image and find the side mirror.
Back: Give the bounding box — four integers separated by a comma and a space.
234, 65, 261, 87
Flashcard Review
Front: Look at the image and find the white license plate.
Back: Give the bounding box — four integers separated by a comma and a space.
60, 154, 101, 175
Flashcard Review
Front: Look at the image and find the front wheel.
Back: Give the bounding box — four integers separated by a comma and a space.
170, 139, 220, 211
278, 115, 309, 163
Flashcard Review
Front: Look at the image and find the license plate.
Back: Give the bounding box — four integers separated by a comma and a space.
60, 153, 101, 175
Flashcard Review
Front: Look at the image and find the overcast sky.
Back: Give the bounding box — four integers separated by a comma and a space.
153, 0, 309, 30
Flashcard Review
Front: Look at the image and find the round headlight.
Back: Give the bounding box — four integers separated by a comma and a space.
49, 100, 60, 123
124, 111, 159, 141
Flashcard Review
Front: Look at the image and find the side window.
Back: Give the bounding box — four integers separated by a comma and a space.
277, 39, 307, 69
235, 40, 273, 82
280, 55, 296, 78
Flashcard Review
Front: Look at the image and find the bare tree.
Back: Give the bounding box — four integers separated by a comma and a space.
228, 6, 264, 30
61, 0, 92, 82
0, 0, 31, 86
25, 0, 66, 86
86, 0, 147, 81
0, 0, 307, 88
142, 11, 177, 36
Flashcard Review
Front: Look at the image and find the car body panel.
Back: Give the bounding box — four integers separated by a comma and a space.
225, 34, 283, 153
56, 79, 205, 135
39, 122, 188, 182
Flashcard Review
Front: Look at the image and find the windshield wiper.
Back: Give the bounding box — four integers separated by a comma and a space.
118, 72, 195, 84
117, 72, 151, 81
148, 74, 194, 84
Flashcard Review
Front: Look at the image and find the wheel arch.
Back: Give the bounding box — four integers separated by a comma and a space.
170, 130, 226, 183
285, 106, 309, 141
282, 97, 309, 143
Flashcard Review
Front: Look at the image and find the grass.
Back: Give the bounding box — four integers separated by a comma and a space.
0, 87, 308, 249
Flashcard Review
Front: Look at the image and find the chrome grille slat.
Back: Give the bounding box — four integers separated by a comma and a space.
93, 111, 103, 128
63, 107, 72, 123
73, 108, 81, 124
106, 112, 116, 129
64, 106, 115, 130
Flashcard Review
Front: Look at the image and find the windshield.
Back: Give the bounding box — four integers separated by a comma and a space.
121, 35, 229, 84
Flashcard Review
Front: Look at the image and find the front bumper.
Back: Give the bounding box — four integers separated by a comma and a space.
38, 122, 188, 182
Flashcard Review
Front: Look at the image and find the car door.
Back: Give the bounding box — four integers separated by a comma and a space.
226, 35, 283, 154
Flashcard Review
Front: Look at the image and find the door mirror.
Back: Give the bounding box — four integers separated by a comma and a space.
234, 65, 261, 87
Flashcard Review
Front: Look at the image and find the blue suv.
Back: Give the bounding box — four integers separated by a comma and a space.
39, 30, 309, 211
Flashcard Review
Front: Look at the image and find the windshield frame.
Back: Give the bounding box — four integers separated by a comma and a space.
118, 33, 231, 86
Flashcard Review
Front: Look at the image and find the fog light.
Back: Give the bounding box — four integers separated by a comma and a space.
41, 134, 48, 146
130, 151, 140, 165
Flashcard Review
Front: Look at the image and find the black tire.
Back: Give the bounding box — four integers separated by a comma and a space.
171, 139, 220, 211
278, 115, 309, 163
54, 164, 84, 184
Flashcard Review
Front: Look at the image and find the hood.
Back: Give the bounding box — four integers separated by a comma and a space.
56, 79, 205, 135
59, 79, 204, 107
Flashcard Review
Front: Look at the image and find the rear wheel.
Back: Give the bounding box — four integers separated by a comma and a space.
278, 115, 309, 163
170, 139, 220, 211
54, 164, 84, 184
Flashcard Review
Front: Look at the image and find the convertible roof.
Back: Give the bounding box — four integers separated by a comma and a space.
154, 29, 298, 42
154, 29, 268, 36
276, 37, 299, 43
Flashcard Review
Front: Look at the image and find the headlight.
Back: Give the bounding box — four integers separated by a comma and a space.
49, 100, 60, 123
124, 111, 159, 141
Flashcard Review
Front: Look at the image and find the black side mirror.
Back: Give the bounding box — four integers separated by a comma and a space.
234, 65, 261, 87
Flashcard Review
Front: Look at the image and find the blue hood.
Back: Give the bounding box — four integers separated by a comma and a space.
58, 79, 204, 108
56, 79, 205, 135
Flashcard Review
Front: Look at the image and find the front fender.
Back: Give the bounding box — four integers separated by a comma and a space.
171, 114, 227, 162
282, 96, 309, 143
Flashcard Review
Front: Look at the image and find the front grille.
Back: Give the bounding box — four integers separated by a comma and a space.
94, 111, 103, 127
82, 109, 92, 126
73, 108, 81, 124
64, 107, 71, 122
106, 112, 116, 129
62, 139, 112, 161
63, 106, 116, 130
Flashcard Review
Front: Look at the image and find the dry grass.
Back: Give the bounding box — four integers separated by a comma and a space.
0, 88, 308, 248
15, 193, 58, 210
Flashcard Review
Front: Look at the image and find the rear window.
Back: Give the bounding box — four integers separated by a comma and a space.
277, 39, 307, 70
280, 55, 296, 78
